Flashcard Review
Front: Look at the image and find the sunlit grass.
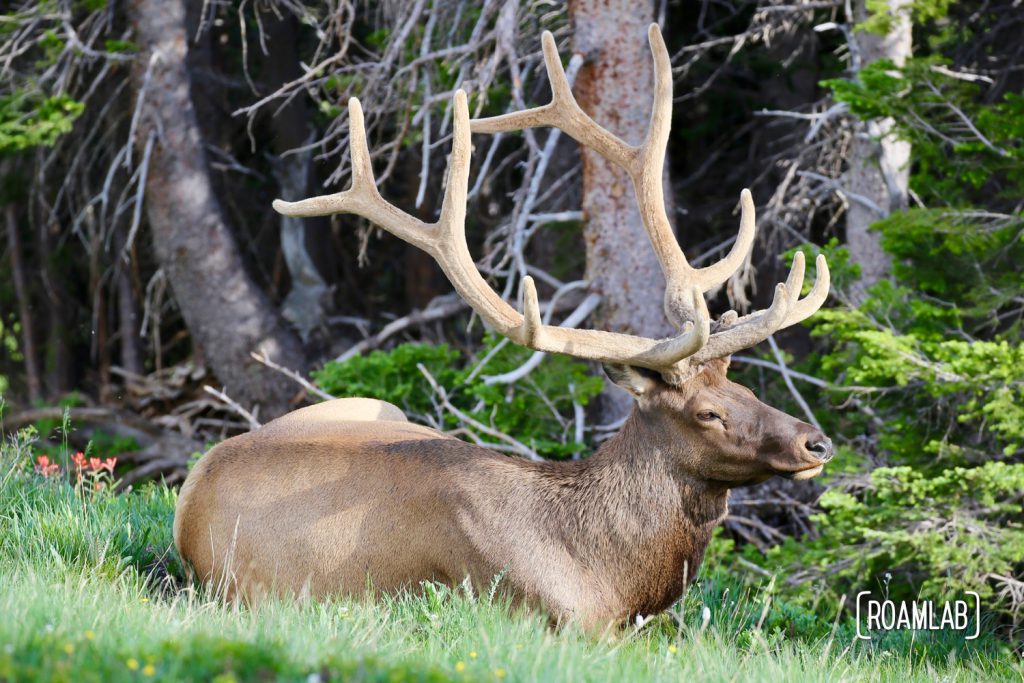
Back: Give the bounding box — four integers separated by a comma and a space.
1, 431, 1020, 682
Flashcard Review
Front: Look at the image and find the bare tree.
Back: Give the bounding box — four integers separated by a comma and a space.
127, 0, 307, 417
844, 0, 911, 299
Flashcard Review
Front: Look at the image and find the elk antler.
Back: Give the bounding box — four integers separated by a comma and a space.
471, 25, 829, 376
471, 25, 755, 329
273, 91, 710, 371
275, 25, 830, 384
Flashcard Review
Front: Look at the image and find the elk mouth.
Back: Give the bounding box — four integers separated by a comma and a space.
775, 464, 825, 481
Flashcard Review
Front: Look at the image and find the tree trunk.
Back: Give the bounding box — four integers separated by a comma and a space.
844, 0, 912, 302
4, 204, 42, 404
261, 13, 331, 343
128, 0, 307, 418
569, 0, 676, 421
36, 216, 72, 398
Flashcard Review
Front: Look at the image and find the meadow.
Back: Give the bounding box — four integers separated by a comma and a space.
1, 428, 1020, 683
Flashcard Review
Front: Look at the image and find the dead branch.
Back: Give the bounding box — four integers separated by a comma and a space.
202, 386, 262, 431
417, 362, 541, 461
250, 349, 336, 402
334, 294, 469, 363
766, 335, 821, 430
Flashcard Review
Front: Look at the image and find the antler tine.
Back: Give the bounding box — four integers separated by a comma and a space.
519, 276, 543, 346
471, 32, 634, 169
517, 284, 711, 369
783, 253, 830, 326
690, 250, 831, 364
691, 283, 794, 364
472, 26, 761, 333
437, 91, 471, 238
275, 89, 713, 374
273, 98, 436, 253
693, 189, 758, 290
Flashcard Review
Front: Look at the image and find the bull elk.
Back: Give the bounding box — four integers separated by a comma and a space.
174, 25, 833, 631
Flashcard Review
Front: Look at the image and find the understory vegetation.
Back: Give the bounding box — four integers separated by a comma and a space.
736, 41, 1024, 633
1, 433, 1021, 683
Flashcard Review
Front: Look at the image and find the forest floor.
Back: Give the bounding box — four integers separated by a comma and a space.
1, 436, 1021, 683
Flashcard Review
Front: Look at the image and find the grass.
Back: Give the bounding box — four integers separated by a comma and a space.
0, 430, 1021, 682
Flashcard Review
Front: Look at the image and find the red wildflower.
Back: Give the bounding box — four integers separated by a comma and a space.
71, 452, 86, 469
100, 457, 117, 474
89, 457, 102, 472
35, 456, 61, 478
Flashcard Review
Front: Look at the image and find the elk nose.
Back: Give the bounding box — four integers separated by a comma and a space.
805, 436, 833, 461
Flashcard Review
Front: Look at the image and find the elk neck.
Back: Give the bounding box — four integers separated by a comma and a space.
527, 406, 729, 614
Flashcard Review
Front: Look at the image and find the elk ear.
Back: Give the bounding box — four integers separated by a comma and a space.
602, 364, 661, 397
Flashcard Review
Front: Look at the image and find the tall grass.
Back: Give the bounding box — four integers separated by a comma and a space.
0, 428, 1020, 682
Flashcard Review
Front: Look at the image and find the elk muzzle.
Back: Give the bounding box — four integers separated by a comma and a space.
779, 428, 833, 480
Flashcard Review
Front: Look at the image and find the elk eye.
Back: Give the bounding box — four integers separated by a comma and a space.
696, 410, 721, 422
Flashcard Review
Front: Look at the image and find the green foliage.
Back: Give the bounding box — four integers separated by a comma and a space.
0, 92, 83, 154
809, 203, 1024, 463
784, 238, 860, 294
312, 338, 604, 459
748, 462, 1024, 619
755, 33, 1024, 630
874, 210, 1024, 324
768, 218, 1024, 624
859, 0, 953, 35
823, 59, 1023, 206
312, 343, 461, 416
102, 39, 136, 54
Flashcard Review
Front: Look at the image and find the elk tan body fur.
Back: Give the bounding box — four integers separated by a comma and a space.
175, 402, 726, 627
268, 396, 408, 425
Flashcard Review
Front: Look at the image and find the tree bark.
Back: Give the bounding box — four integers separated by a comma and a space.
569, 0, 676, 421
128, 0, 307, 418
36, 216, 72, 397
261, 13, 331, 342
114, 228, 143, 377
844, 0, 912, 302
4, 205, 42, 404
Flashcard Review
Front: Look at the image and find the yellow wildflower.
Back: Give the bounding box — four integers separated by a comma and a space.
143, 664, 156, 676
126, 658, 139, 670
455, 661, 466, 672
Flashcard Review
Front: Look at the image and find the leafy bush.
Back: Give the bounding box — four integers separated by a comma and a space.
748, 49, 1024, 630
0, 92, 83, 153
312, 336, 604, 459
312, 343, 461, 416
745, 462, 1024, 627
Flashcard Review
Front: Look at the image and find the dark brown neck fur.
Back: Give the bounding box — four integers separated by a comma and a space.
528, 408, 729, 617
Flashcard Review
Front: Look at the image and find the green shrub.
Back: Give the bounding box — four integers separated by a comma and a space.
749, 52, 1024, 629
312, 336, 604, 459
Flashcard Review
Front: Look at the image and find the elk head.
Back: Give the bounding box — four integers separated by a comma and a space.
604, 357, 833, 487
273, 24, 833, 484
